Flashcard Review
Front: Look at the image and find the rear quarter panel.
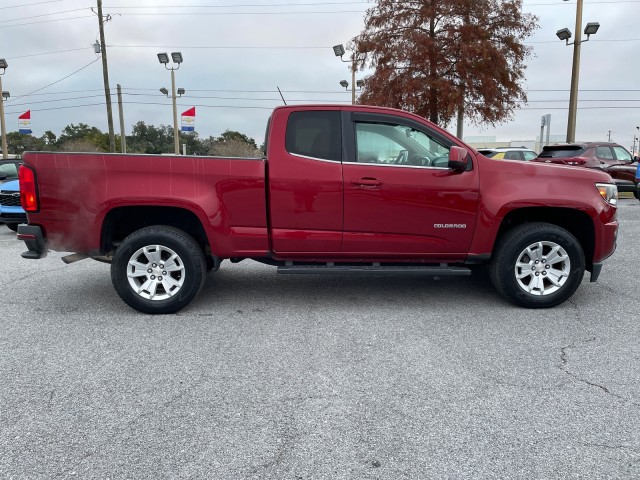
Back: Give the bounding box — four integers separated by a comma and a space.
22, 152, 267, 257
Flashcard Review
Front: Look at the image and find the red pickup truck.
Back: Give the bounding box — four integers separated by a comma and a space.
17, 105, 618, 314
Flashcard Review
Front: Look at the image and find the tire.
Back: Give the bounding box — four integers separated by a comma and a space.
489, 222, 585, 308
6, 223, 18, 232
110, 226, 207, 314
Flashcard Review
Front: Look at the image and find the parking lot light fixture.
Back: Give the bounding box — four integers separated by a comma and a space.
584, 22, 600, 36
0, 59, 8, 159
177, 87, 185, 96
332, 45, 364, 105
556, 28, 572, 43
159, 87, 169, 96
157, 52, 184, 154
557, 0, 599, 143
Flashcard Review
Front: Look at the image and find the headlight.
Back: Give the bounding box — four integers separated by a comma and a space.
596, 183, 618, 206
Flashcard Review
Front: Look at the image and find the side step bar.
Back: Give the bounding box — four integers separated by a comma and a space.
277, 262, 471, 276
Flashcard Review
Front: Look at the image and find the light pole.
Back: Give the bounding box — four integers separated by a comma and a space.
158, 52, 183, 155
0, 59, 8, 159
557, 0, 600, 143
333, 44, 364, 105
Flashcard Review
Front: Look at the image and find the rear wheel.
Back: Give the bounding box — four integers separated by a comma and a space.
111, 226, 207, 314
489, 223, 585, 308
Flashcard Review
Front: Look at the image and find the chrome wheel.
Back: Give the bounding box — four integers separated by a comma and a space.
126, 245, 185, 300
515, 241, 570, 296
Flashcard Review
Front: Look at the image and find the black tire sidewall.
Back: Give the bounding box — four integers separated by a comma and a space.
492, 224, 585, 308
111, 226, 206, 314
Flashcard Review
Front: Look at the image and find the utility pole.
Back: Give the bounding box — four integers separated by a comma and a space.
117, 83, 126, 153
96, 0, 115, 152
607, 130, 611, 142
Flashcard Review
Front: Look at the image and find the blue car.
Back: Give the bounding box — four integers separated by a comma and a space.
0, 179, 27, 232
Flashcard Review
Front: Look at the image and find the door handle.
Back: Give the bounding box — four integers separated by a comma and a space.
351, 177, 383, 187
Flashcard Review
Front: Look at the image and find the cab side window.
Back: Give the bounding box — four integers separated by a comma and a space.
285, 111, 342, 162
504, 151, 521, 161
523, 151, 537, 161
354, 122, 450, 167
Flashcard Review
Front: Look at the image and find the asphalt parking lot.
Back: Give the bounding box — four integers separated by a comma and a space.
1, 201, 639, 479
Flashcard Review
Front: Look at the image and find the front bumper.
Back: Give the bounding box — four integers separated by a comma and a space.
0, 212, 27, 225
17, 224, 48, 259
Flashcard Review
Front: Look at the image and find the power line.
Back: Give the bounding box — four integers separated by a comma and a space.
6, 101, 640, 116
0, 8, 88, 24
0, 15, 93, 29
8, 58, 101, 103
105, 1, 369, 7
102, 10, 367, 16
7, 48, 90, 60
0, 0, 62, 9
110, 45, 333, 49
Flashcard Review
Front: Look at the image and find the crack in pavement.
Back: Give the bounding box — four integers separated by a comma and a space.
558, 300, 640, 407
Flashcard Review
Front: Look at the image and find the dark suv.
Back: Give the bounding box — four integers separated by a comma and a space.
532, 143, 639, 197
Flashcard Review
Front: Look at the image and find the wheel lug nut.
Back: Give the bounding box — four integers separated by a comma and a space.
152, 263, 157, 267
151, 275, 155, 280
542, 272, 547, 276
162, 271, 167, 275
160, 264, 164, 268
158, 276, 163, 281
147, 269, 152, 273
535, 260, 539, 264
535, 272, 539, 276
546, 265, 550, 269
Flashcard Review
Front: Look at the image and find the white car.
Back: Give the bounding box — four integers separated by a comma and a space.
478, 147, 538, 161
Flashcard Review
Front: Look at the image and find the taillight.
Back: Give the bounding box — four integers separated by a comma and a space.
18, 164, 39, 212
566, 157, 587, 166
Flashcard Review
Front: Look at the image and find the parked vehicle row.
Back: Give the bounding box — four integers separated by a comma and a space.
0, 160, 27, 231
532, 142, 639, 199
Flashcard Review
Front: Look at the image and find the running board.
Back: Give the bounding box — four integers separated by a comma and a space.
277, 262, 471, 276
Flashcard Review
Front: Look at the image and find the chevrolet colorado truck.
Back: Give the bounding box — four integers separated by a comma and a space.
17, 105, 618, 314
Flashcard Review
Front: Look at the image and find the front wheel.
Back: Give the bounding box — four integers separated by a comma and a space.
111, 226, 207, 314
489, 223, 585, 308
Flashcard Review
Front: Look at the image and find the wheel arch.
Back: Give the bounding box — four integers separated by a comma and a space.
495, 207, 595, 271
101, 205, 213, 258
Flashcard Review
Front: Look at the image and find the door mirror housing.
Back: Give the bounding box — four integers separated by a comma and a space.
449, 146, 469, 171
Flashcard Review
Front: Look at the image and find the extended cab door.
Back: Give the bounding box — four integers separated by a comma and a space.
341, 112, 479, 257
267, 108, 343, 253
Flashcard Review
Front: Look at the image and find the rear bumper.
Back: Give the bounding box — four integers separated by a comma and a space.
17, 224, 48, 259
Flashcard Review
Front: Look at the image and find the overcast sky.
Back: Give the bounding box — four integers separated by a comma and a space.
1, 0, 639, 152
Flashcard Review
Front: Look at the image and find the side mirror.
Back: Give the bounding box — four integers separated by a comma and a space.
448, 146, 469, 171
634, 156, 640, 163
0, 174, 6, 180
